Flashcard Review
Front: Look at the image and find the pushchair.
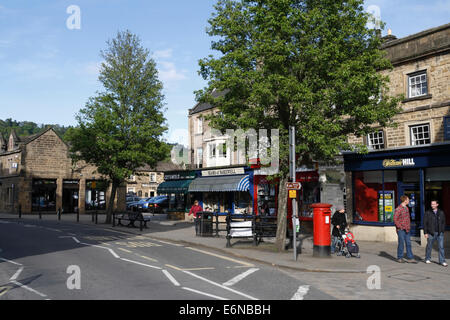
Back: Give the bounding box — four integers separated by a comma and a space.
335, 229, 360, 258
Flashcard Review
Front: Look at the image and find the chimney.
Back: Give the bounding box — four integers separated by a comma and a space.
382, 28, 397, 43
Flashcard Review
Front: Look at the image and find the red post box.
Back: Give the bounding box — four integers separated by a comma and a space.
311, 203, 332, 258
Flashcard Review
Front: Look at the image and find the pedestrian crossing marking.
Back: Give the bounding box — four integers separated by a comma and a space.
115, 241, 162, 248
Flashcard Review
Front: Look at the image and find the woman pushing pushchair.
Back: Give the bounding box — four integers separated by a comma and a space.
331, 205, 347, 254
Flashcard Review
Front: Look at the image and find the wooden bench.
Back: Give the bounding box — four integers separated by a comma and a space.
113, 212, 151, 231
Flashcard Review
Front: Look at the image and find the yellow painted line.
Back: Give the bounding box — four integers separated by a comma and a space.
165, 264, 183, 271
118, 248, 132, 253
182, 267, 216, 271
137, 255, 158, 263
185, 247, 255, 268
0, 285, 12, 297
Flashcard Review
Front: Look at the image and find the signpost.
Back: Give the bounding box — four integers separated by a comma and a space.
289, 126, 301, 261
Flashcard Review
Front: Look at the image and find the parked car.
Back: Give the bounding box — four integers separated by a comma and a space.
126, 196, 142, 210
148, 196, 169, 214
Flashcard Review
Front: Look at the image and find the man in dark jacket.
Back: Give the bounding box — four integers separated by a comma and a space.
423, 200, 447, 267
331, 206, 347, 254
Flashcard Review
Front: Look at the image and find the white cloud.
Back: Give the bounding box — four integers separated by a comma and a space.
153, 49, 173, 60
158, 61, 187, 83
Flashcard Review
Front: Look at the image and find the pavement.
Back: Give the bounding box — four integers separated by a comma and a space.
2, 212, 449, 275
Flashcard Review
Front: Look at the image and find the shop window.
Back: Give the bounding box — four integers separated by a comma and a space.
234, 192, 252, 214
426, 167, 450, 226
32, 179, 57, 212
410, 123, 431, 146
408, 70, 428, 98
354, 171, 398, 223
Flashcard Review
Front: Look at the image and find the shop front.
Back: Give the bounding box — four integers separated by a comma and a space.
344, 143, 450, 243
157, 170, 195, 220
188, 167, 254, 216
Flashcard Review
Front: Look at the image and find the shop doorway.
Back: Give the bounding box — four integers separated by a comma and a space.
63, 180, 79, 213
398, 183, 421, 237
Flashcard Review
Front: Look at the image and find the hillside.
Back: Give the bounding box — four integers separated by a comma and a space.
0, 118, 72, 140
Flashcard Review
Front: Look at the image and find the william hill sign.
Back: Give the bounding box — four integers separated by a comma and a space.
383, 158, 416, 168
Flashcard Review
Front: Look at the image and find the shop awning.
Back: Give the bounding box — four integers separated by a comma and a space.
157, 179, 193, 194
188, 175, 250, 192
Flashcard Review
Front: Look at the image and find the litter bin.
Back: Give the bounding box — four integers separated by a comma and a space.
196, 211, 213, 237
311, 203, 332, 258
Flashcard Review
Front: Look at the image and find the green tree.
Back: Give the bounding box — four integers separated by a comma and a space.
197, 0, 402, 251
66, 30, 169, 223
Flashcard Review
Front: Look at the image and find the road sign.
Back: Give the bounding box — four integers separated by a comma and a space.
286, 182, 301, 190
289, 190, 298, 199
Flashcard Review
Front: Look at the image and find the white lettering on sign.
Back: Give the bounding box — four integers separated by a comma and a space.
202, 167, 245, 177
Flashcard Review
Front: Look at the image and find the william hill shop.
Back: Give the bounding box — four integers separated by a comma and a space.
344, 143, 450, 244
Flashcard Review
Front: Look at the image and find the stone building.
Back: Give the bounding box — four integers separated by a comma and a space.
126, 162, 181, 198
0, 127, 126, 215
344, 23, 450, 244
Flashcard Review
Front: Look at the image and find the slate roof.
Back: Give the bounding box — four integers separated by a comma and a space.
189, 89, 228, 115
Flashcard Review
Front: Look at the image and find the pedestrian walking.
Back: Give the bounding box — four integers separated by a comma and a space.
394, 195, 416, 263
423, 200, 448, 267
331, 205, 347, 254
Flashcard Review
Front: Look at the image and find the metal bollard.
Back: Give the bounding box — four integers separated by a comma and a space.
39, 205, 42, 220
77, 210, 79, 223
57, 208, 61, 221
95, 211, 98, 224
18, 205, 22, 219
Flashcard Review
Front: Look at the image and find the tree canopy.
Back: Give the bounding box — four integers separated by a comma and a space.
197, 0, 402, 250
66, 30, 170, 222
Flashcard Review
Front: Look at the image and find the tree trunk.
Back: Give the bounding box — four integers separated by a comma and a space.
105, 181, 118, 224
275, 174, 289, 252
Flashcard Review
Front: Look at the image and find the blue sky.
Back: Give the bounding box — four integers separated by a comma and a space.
0, 0, 449, 146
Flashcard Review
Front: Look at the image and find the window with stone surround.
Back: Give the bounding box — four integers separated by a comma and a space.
408, 70, 428, 98
367, 130, 385, 150
410, 123, 431, 146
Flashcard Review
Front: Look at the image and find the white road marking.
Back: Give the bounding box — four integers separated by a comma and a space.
67, 237, 120, 259
0, 257, 23, 266
223, 268, 259, 287
10, 267, 24, 281
182, 287, 228, 300
148, 238, 184, 247
291, 285, 310, 300
162, 269, 180, 286
185, 247, 255, 267
11, 280, 48, 298
120, 258, 161, 270
182, 270, 258, 300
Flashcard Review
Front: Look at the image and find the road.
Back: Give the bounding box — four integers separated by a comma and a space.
0, 218, 333, 301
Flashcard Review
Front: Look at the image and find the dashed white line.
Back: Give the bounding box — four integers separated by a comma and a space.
291, 285, 310, 300
162, 269, 180, 286
223, 268, 259, 287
